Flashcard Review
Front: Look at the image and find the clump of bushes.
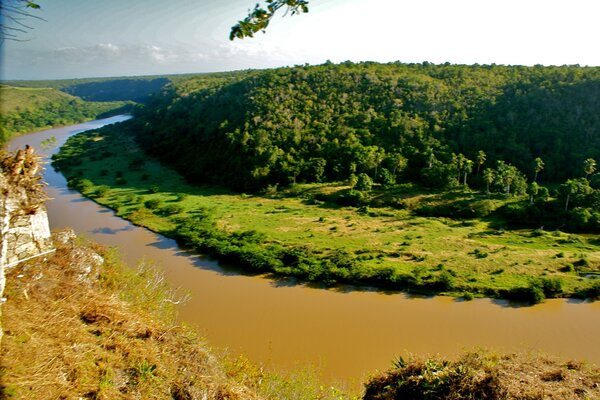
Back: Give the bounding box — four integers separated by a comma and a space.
144, 199, 162, 209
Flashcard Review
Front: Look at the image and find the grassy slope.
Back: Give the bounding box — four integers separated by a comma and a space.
0, 85, 75, 113
0, 85, 128, 143
0, 231, 259, 399
52, 128, 600, 301
0, 230, 356, 400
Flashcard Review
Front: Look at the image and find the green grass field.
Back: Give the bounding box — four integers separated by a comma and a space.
52, 127, 600, 302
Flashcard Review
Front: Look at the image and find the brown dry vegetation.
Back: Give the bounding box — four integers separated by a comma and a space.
0, 230, 261, 400
364, 351, 600, 400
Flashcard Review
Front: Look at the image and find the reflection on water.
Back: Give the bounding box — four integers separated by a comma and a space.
9, 117, 600, 389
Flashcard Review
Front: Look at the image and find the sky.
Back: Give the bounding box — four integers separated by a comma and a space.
2, 0, 600, 80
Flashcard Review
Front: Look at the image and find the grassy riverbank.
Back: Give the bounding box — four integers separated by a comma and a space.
0, 230, 355, 399
52, 126, 600, 303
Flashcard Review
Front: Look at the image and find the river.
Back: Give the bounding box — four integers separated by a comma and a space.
8, 116, 600, 390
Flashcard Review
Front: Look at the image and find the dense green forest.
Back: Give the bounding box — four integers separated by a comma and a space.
0, 85, 129, 145
131, 62, 600, 187
127, 62, 600, 231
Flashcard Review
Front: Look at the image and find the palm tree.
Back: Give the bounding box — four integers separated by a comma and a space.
463, 159, 473, 186
483, 168, 495, 194
476, 150, 486, 176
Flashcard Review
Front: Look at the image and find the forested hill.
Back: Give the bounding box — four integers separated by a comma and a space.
5, 76, 171, 103
129, 62, 600, 190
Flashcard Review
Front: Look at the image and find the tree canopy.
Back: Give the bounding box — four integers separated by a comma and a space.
128, 62, 600, 193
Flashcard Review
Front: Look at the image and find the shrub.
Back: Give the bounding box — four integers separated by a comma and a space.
176, 193, 189, 202
336, 190, 368, 207
540, 277, 563, 297
354, 173, 373, 192
73, 178, 93, 192
95, 186, 110, 197
148, 185, 159, 194
463, 292, 475, 301
126, 194, 139, 204
160, 204, 184, 216
560, 264, 574, 272
503, 284, 545, 304
376, 168, 396, 187
144, 199, 162, 209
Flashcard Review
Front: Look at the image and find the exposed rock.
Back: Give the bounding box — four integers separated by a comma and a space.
1, 148, 55, 339
53, 228, 77, 245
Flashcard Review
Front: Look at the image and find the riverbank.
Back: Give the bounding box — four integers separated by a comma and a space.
52, 124, 600, 303
0, 229, 355, 399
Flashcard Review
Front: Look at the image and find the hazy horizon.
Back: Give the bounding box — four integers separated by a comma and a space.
2, 0, 600, 80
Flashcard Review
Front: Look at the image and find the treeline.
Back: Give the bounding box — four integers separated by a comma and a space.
0, 85, 130, 145
129, 62, 600, 193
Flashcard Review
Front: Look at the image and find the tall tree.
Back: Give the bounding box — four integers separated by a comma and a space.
463, 159, 473, 186
482, 168, 495, 194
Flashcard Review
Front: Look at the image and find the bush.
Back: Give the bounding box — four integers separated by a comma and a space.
540, 277, 563, 297
376, 168, 396, 187
144, 199, 162, 209
463, 292, 475, 301
336, 189, 369, 207
505, 284, 545, 304
148, 185, 160, 194
95, 186, 110, 197
159, 204, 184, 216
73, 178, 93, 192
354, 173, 373, 192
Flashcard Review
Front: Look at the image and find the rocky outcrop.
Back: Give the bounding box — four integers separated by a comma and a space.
0, 147, 54, 329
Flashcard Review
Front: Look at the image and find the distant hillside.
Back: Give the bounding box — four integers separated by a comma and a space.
128, 62, 600, 190
4, 75, 173, 103
0, 85, 129, 144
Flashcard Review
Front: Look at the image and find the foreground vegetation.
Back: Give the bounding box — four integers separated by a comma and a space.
52, 126, 600, 303
0, 85, 129, 145
0, 230, 354, 399
364, 351, 600, 399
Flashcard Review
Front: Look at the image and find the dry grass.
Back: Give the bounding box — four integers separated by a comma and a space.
364, 351, 600, 400
0, 230, 261, 400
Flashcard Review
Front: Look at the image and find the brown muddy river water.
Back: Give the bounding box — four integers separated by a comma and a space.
9, 117, 600, 390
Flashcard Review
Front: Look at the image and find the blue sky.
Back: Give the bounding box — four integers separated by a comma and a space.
2, 0, 600, 80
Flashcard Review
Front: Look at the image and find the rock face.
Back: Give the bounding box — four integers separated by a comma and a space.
1, 147, 54, 300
